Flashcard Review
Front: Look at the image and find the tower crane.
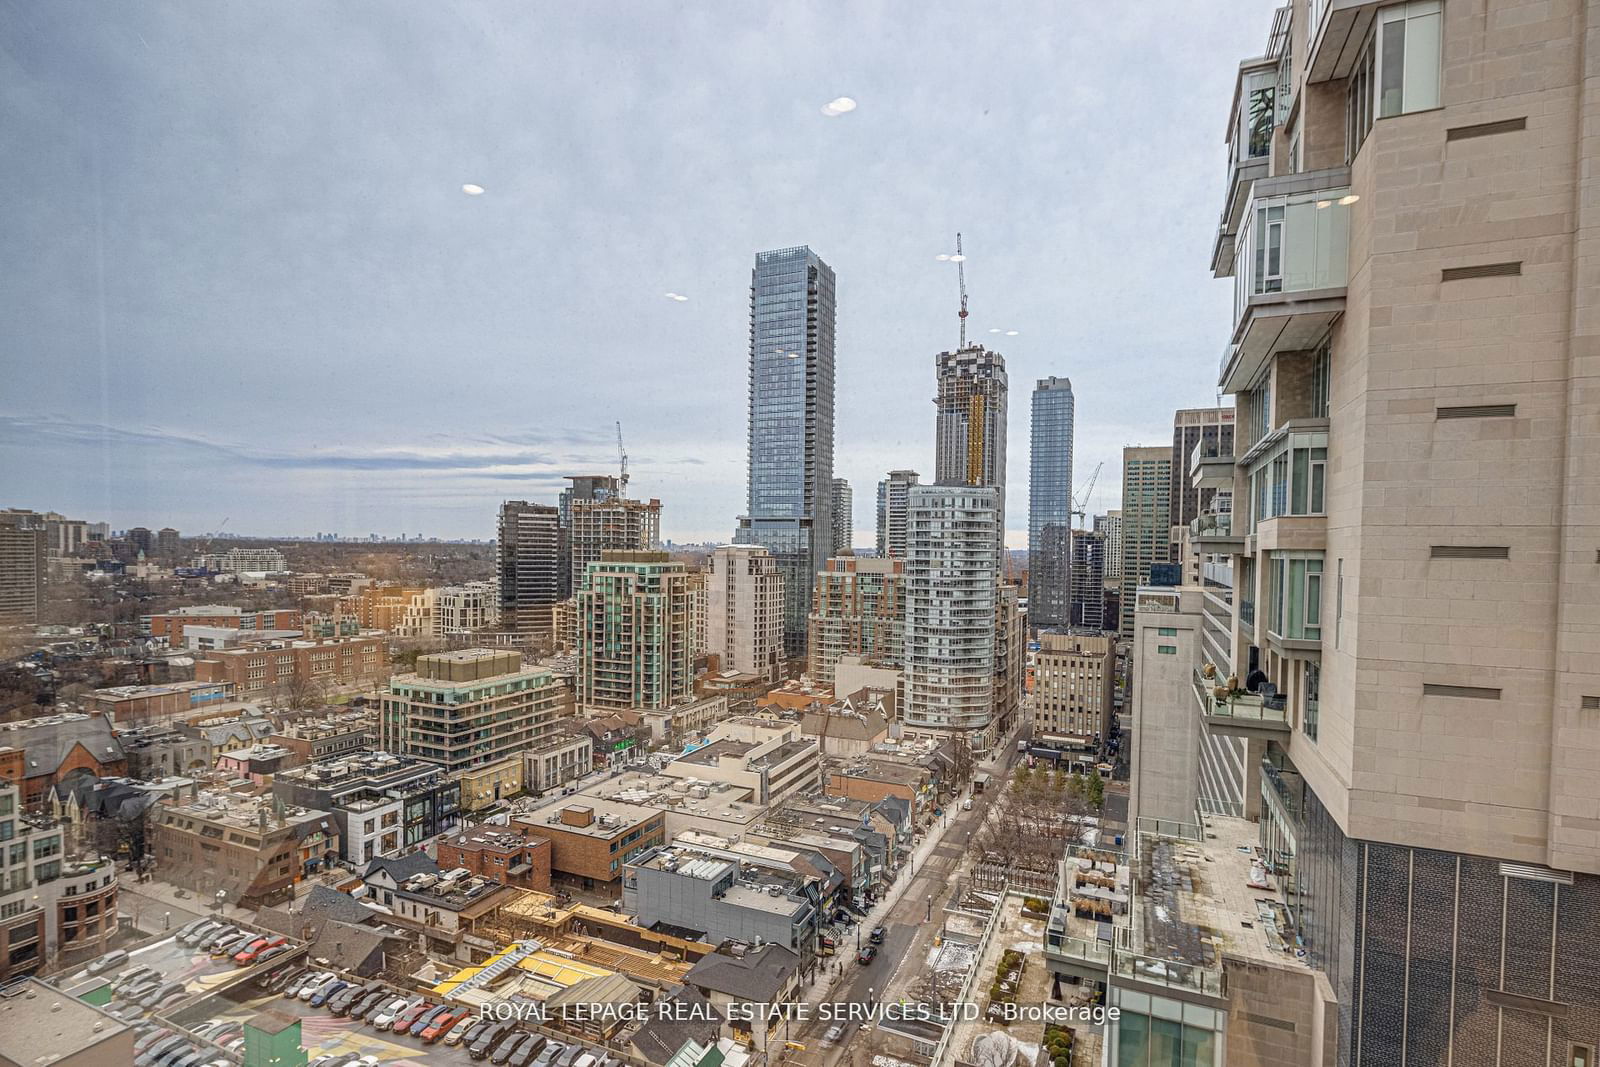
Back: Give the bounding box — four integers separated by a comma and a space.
1071, 462, 1103, 531
956, 231, 969, 348
615, 421, 629, 496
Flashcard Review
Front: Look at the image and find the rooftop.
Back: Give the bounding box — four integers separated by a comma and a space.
518, 795, 661, 839
393, 868, 511, 912
0, 978, 132, 1063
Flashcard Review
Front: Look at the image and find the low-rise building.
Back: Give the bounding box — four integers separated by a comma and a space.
0, 713, 128, 805
83, 680, 238, 724
522, 734, 594, 796
514, 798, 666, 890
637, 695, 730, 749
269, 709, 375, 763
436, 826, 553, 891
214, 742, 295, 782
151, 790, 339, 907
140, 605, 301, 643
382, 648, 571, 772
681, 945, 804, 1057
0, 977, 135, 1065
194, 633, 389, 698
797, 688, 891, 758
386, 869, 524, 961
274, 751, 460, 865
661, 718, 819, 806
624, 841, 821, 960
0, 782, 119, 980
455, 756, 523, 812
118, 724, 212, 779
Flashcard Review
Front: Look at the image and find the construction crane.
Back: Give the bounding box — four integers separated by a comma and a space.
956, 231, 969, 348
1071, 462, 1103, 530
615, 421, 629, 496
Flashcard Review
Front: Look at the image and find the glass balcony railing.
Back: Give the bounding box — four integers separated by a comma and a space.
1192, 667, 1289, 730
1189, 512, 1234, 539
1111, 927, 1226, 999
1233, 184, 1352, 331
1045, 930, 1112, 967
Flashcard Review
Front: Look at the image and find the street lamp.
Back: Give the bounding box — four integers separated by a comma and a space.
163, 911, 170, 930
926, 894, 933, 922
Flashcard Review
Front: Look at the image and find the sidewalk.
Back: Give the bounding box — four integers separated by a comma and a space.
796, 802, 967, 1004
118, 875, 257, 934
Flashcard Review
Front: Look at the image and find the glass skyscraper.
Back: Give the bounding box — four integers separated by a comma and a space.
735, 246, 836, 659
1028, 376, 1075, 627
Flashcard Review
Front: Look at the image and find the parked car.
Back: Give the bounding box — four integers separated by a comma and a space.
181, 921, 221, 946
263, 965, 304, 993
530, 1041, 567, 1067
857, 945, 878, 964
174, 918, 209, 941
255, 944, 292, 966
492, 1034, 532, 1066
327, 983, 368, 1016
135, 1029, 175, 1055
870, 925, 886, 944
448, 1017, 491, 1048
197, 926, 239, 952
86, 949, 129, 975
511, 1035, 548, 1067
469, 1021, 515, 1061
116, 965, 160, 989
232, 936, 279, 964
136, 1036, 190, 1067
283, 970, 330, 999
392, 999, 435, 1033
309, 979, 349, 1008
212, 932, 255, 958
369, 997, 412, 1029
349, 988, 392, 1020
300, 973, 342, 1002
138, 981, 186, 1009
422, 1007, 470, 1043
410, 1004, 452, 1037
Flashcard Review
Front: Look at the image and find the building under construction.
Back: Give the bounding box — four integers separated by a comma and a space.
932, 345, 1008, 513
567, 497, 661, 594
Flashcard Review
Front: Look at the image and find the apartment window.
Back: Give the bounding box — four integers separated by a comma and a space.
1158, 627, 1177, 637
1156, 645, 1177, 656
1347, 31, 1375, 157
1304, 662, 1320, 742
1378, 2, 1442, 116
1268, 553, 1324, 642
1571, 1043, 1595, 1067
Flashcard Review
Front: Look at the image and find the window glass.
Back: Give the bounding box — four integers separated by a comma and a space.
1379, 16, 1407, 115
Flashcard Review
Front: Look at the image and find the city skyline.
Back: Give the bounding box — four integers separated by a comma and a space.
0, 1, 1271, 546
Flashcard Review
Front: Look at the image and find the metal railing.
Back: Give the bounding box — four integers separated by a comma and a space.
1192, 668, 1290, 728
1189, 512, 1234, 539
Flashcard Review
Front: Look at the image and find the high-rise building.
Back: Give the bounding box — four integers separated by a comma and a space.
1095, 510, 1124, 581
125, 527, 153, 556
933, 346, 1008, 511
992, 583, 1026, 739
705, 545, 785, 684
735, 246, 836, 660
557, 475, 620, 599
497, 501, 559, 640
1107, 5, 1600, 1062
808, 557, 904, 689
874, 469, 920, 559
830, 478, 853, 557
1169, 407, 1235, 561
902, 485, 1000, 745
1032, 631, 1114, 761
1116, 447, 1172, 638
567, 498, 662, 595
0, 513, 45, 626
156, 527, 180, 557
576, 550, 694, 712
1028, 376, 1076, 627
1067, 530, 1107, 631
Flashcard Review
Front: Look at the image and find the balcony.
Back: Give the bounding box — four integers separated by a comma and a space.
1189, 444, 1235, 491
1192, 667, 1290, 738
1211, 54, 1281, 279
1189, 510, 1243, 550
1221, 169, 1352, 394
1306, 0, 1384, 84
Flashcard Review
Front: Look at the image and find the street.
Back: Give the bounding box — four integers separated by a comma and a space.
783, 741, 1021, 1067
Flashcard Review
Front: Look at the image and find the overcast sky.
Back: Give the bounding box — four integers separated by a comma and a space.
1, 1, 1276, 547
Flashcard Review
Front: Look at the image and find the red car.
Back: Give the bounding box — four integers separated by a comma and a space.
422, 1009, 470, 1044
393, 1001, 435, 1033
233, 936, 288, 965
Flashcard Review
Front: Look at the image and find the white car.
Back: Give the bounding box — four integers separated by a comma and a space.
298, 974, 339, 1001
283, 971, 331, 999
369, 998, 410, 1028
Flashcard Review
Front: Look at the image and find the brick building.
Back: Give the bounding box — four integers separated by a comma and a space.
141, 606, 302, 643
514, 798, 665, 889
435, 826, 553, 891
194, 634, 389, 698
